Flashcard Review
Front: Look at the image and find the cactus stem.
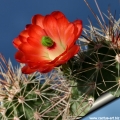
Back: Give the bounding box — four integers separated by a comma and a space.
0, 107, 6, 116
115, 54, 120, 63
95, 62, 103, 69
8, 93, 14, 102
34, 112, 41, 120
113, 83, 120, 96
117, 80, 120, 87
94, 43, 102, 50
13, 116, 20, 120
102, 83, 118, 94
88, 97, 94, 106
34, 89, 41, 95
18, 96, 25, 103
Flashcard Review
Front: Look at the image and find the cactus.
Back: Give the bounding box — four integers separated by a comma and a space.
62, 0, 120, 101
0, 54, 94, 119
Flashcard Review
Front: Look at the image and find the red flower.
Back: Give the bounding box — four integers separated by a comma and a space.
13, 11, 82, 74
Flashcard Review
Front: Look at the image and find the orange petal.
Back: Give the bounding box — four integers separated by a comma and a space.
25, 54, 50, 63
27, 62, 41, 69
27, 61, 51, 69
28, 25, 46, 40
73, 20, 83, 39
19, 42, 50, 62
57, 16, 69, 45
20, 29, 29, 38
18, 42, 41, 55
54, 16, 76, 49
27, 37, 44, 48
15, 51, 26, 63
63, 23, 75, 48
13, 37, 21, 49
32, 14, 45, 29
24, 61, 54, 73
51, 11, 65, 19
55, 45, 80, 66
22, 65, 37, 74
43, 15, 60, 41
19, 35, 27, 43
38, 64, 54, 73
64, 23, 74, 40
25, 24, 31, 29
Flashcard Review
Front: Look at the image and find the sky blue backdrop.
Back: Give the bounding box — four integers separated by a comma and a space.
82, 98, 120, 120
0, 0, 120, 118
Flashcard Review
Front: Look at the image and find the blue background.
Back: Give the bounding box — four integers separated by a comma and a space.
0, 0, 120, 118
82, 98, 120, 120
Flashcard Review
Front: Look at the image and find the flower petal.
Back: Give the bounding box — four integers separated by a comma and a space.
73, 20, 83, 39
25, 54, 51, 63
19, 42, 50, 62
20, 29, 29, 38
19, 35, 27, 43
28, 25, 46, 40
26, 61, 54, 73
55, 45, 80, 65
38, 64, 54, 73
13, 37, 21, 49
22, 65, 37, 74
18, 42, 41, 55
57, 16, 69, 46
15, 51, 26, 63
63, 23, 75, 48
43, 14, 60, 40
32, 14, 45, 29
27, 37, 43, 48
46, 43, 65, 60
51, 11, 65, 19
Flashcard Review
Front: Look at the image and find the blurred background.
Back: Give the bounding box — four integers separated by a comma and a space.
0, 0, 120, 118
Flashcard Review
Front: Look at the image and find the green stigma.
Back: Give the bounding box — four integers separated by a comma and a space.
41, 36, 54, 47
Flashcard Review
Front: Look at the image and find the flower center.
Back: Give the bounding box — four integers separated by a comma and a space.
41, 36, 54, 47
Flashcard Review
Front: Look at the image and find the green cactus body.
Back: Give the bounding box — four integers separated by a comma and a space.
78, 41, 120, 98
63, 23, 120, 100
0, 56, 93, 119
1, 79, 60, 120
